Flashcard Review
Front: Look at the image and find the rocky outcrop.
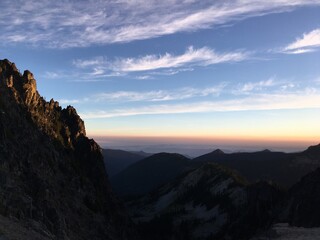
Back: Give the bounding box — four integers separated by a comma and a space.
0, 59, 135, 240
285, 167, 320, 227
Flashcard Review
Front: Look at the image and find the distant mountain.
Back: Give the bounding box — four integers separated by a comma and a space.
0, 59, 135, 239
102, 149, 150, 176
194, 146, 320, 187
129, 150, 152, 158
111, 153, 190, 196
127, 163, 284, 240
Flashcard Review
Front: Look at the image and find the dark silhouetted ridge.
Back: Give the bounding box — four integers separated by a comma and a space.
302, 143, 320, 157
194, 146, 320, 187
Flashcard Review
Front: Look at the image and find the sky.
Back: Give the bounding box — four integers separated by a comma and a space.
1, 0, 320, 153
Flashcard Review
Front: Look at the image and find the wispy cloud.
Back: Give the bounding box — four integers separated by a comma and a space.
1, 0, 319, 48
282, 28, 320, 54
57, 76, 314, 106
73, 46, 248, 76
112, 46, 247, 72
240, 78, 275, 92
94, 86, 224, 102
58, 85, 225, 105
81, 89, 320, 119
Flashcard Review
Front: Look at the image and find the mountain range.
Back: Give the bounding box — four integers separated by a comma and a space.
110, 145, 320, 197
108, 143, 320, 239
1, 58, 320, 239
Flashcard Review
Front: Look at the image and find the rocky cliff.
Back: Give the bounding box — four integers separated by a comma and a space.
0, 59, 134, 240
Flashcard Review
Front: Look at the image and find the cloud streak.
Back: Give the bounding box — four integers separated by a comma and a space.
1, 0, 319, 48
113, 47, 246, 72
81, 90, 320, 119
73, 46, 248, 75
58, 85, 225, 105
283, 28, 320, 54
94, 86, 224, 102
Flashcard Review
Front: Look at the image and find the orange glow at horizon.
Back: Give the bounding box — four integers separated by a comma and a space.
89, 132, 319, 146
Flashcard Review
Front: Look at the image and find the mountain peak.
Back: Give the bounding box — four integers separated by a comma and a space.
0, 59, 135, 239
0, 59, 87, 148
211, 149, 225, 155
260, 149, 271, 153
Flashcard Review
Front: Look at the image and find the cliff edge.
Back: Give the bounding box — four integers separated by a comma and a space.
0, 59, 135, 240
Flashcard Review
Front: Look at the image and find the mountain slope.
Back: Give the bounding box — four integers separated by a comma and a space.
102, 149, 149, 176
285, 167, 320, 227
0, 59, 135, 240
127, 163, 283, 240
111, 153, 190, 196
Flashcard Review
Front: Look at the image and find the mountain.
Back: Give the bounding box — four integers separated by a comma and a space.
111, 153, 190, 196
110, 145, 320, 197
285, 167, 320, 227
302, 143, 320, 158
129, 150, 152, 158
0, 59, 135, 240
194, 147, 320, 187
127, 163, 284, 240
250, 166, 320, 239
102, 148, 150, 177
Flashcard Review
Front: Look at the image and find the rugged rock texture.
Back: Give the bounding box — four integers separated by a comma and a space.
127, 163, 283, 240
0, 59, 135, 240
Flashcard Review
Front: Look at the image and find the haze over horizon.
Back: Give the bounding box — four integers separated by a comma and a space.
93, 135, 318, 157
1, 0, 320, 149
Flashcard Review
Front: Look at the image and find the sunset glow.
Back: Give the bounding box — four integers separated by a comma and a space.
1, 0, 319, 152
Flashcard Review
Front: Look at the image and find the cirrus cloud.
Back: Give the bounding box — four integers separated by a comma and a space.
283, 28, 320, 54
73, 46, 248, 76
1, 0, 320, 48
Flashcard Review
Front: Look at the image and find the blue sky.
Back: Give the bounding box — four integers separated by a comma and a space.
1, 0, 320, 150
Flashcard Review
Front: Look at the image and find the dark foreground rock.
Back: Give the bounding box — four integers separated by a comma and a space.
285, 167, 320, 227
0, 59, 136, 240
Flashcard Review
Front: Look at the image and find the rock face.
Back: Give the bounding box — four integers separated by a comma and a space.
0, 59, 134, 240
128, 163, 283, 240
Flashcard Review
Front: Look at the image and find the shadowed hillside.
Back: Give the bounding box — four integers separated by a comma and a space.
102, 149, 151, 176
111, 153, 190, 196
